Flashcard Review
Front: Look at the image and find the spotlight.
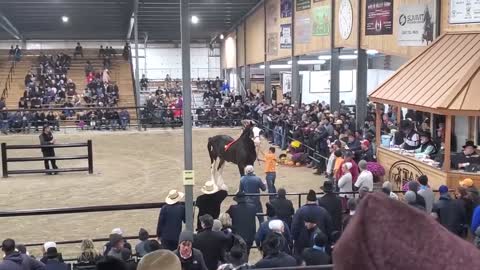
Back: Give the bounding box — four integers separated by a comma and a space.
62, 16, 69, 23
220, 34, 224, 40
191, 15, 199, 24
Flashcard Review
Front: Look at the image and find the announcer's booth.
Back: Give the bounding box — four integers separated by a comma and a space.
369, 32, 480, 191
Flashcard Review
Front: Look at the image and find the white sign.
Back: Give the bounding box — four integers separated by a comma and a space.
183, 170, 195, 186
450, 0, 480, 24
398, 3, 436, 46
282, 72, 292, 94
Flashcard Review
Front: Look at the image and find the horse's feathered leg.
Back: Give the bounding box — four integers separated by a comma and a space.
210, 158, 217, 184
217, 160, 227, 190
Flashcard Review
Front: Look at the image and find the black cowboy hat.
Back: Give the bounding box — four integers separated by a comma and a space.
321, 181, 334, 193
463, 141, 478, 149
419, 131, 431, 139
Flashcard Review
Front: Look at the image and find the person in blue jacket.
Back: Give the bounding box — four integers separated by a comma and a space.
157, 190, 186, 251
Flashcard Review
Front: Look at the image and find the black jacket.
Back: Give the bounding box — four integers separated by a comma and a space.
318, 193, 343, 233
270, 197, 295, 228
193, 228, 229, 270
39, 132, 55, 155
254, 252, 297, 268
174, 248, 208, 270
195, 190, 228, 231
301, 248, 331, 266
227, 198, 257, 245
433, 194, 467, 236
157, 203, 185, 242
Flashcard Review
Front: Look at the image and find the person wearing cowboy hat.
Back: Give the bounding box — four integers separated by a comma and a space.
195, 181, 228, 231
157, 190, 185, 251
318, 181, 343, 233
454, 141, 480, 170
415, 132, 438, 157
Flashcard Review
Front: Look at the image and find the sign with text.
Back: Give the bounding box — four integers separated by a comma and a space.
280, 24, 292, 49
366, 0, 394, 35
295, 15, 312, 43
281, 0, 293, 18
296, 0, 312, 11
450, 0, 480, 23
398, 2, 436, 46
388, 161, 423, 191
312, 6, 331, 36
183, 170, 195, 185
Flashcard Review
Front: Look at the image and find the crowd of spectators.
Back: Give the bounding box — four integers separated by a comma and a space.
8, 45, 22, 61
4, 173, 480, 270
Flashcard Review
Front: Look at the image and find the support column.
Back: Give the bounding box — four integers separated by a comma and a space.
134, 0, 141, 131
291, 56, 300, 106
444, 115, 452, 172
180, 0, 194, 232
245, 65, 251, 93
330, 49, 340, 112
356, 49, 368, 129
264, 61, 272, 104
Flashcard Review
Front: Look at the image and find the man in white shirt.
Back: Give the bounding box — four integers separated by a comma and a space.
355, 160, 373, 191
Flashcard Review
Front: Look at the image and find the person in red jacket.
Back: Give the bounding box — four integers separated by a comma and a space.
335, 150, 359, 184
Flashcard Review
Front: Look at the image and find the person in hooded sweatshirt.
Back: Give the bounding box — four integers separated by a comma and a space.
433, 185, 467, 237
0, 238, 45, 270
332, 193, 480, 270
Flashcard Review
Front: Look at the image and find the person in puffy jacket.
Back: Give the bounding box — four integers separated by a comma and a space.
0, 238, 45, 270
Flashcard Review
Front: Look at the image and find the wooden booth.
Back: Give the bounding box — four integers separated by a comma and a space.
369, 32, 480, 190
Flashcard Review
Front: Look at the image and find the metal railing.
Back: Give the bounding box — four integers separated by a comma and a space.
1, 60, 16, 100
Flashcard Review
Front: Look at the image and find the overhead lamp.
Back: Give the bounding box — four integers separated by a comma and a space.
191, 15, 199, 24
62, 16, 69, 23
366, 49, 379, 55
339, 54, 357, 60
259, 64, 291, 69
219, 34, 224, 40
318, 55, 331, 60
288, 60, 326, 65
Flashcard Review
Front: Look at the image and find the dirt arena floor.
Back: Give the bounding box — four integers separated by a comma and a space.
0, 128, 325, 261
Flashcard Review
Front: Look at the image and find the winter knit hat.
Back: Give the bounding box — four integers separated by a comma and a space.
307, 189, 317, 202
178, 231, 194, 244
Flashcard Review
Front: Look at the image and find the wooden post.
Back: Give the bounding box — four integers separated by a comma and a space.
396, 106, 402, 125
444, 115, 452, 172
87, 140, 93, 174
375, 103, 382, 146
1, 143, 8, 178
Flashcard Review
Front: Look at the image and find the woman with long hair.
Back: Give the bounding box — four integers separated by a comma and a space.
78, 239, 103, 264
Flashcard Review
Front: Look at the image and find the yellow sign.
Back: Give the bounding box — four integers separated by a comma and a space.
183, 170, 195, 186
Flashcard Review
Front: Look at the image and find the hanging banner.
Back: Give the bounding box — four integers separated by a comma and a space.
267, 33, 279, 56
450, 0, 480, 24
312, 6, 331, 36
282, 72, 292, 94
398, 2, 436, 46
296, 0, 312, 11
280, 24, 292, 49
281, 0, 293, 18
366, 0, 394, 35
295, 15, 312, 44
267, 1, 278, 29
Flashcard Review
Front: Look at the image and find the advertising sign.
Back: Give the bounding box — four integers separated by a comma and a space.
450, 0, 480, 24
366, 0, 394, 35
312, 6, 331, 36
280, 24, 292, 49
296, 0, 312, 11
295, 15, 312, 43
398, 2, 436, 46
281, 0, 293, 18
267, 33, 279, 56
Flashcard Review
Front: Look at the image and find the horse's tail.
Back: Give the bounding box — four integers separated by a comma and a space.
207, 137, 216, 164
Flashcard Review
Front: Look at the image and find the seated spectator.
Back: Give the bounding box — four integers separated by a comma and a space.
78, 239, 102, 264
74, 42, 83, 58
96, 256, 127, 270
193, 214, 229, 270
41, 242, 63, 264
174, 231, 208, 270
254, 233, 297, 268
144, 240, 163, 254
103, 228, 132, 256
301, 231, 331, 266
0, 238, 45, 270
109, 46, 117, 56
140, 74, 149, 90
84, 61, 94, 76
107, 234, 131, 261
45, 247, 68, 270
135, 228, 150, 257
137, 250, 181, 270
119, 109, 130, 130
270, 188, 295, 229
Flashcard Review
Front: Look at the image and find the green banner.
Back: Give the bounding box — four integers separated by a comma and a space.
312, 6, 331, 36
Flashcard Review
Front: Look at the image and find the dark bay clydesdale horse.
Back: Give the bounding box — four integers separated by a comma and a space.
207, 121, 259, 188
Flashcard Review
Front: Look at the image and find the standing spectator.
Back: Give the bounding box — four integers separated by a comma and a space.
78, 239, 102, 264
135, 228, 150, 257
405, 191, 425, 211
261, 147, 277, 200
318, 181, 343, 233
291, 190, 333, 255
13, 45, 21, 61
99, 45, 106, 57
227, 192, 257, 254
338, 163, 353, 201
433, 185, 466, 237
417, 175, 435, 213
123, 42, 130, 60
254, 234, 297, 268
193, 215, 228, 270
382, 181, 399, 200
8, 45, 14, 60
102, 69, 110, 84
140, 74, 149, 91
270, 188, 295, 229
157, 190, 186, 251
336, 151, 359, 183
355, 160, 373, 192
342, 198, 357, 230
239, 165, 266, 223
358, 140, 375, 162
0, 238, 45, 270
39, 125, 58, 174
301, 231, 331, 266
195, 181, 228, 231
174, 231, 208, 270
119, 109, 130, 130
74, 42, 83, 58
255, 203, 292, 254
408, 181, 426, 210
45, 248, 68, 270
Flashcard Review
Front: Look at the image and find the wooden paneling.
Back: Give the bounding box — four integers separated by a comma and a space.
237, 23, 246, 67
222, 32, 237, 69
251, 82, 265, 92
266, 0, 292, 61
246, 4, 266, 65
360, 0, 428, 58
334, 0, 357, 49
447, 171, 480, 189
377, 147, 447, 190
294, 0, 331, 56
441, 0, 480, 33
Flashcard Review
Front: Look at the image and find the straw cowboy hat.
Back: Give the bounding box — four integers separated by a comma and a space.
165, 189, 185, 205
200, 181, 219, 195
137, 250, 181, 270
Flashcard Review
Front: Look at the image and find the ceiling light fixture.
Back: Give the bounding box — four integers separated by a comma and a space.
366, 49, 379, 55
260, 64, 291, 69
191, 15, 199, 24
219, 34, 224, 40
62, 16, 69, 23
318, 55, 331, 60
339, 54, 357, 60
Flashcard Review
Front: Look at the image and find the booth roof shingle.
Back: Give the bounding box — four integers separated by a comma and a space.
369, 32, 480, 115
